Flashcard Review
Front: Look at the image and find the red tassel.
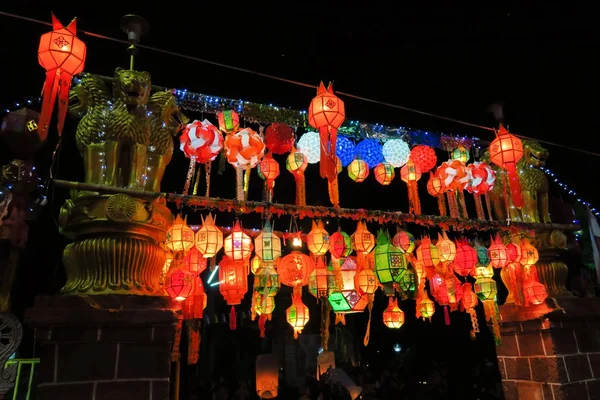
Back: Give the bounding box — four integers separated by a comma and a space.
506, 164, 524, 208
38, 70, 60, 139
229, 306, 236, 330
258, 314, 267, 338
319, 126, 337, 182
444, 306, 451, 326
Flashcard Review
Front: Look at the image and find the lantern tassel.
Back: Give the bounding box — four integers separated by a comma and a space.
328, 176, 340, 208
192, 164, 201, 196
319, 126, 338, 182
505, 164, 524, 208
458, 191, 468, 219
183, 157, 197, 196
171, 315, 183, 362
187, 320, 201, 365
38, 70, 60, 139
229, 306, 237, 331
293, 172, 306, 206
437, 195, 447, 216
258, 314, 267, 338
446, 191, 459, 218
321, 300, 332, 350
444, 306, 451, 326
363, 296, 374, 346
484, 300, 502, 345
235, 167, 244, 202
244, 167, 251, 201
335, 313, 346, 326
474, 194, 485, 220
484, 193, 494, 221
205, 162, 211, 197
407, 181, 421, 215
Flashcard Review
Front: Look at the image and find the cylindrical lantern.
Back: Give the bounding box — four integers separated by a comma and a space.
165, 268, 194, 301
255, 220, 282, 261
165, 215, 195, 254
224, 221, 253, 261
330, 231, 352, 259
348, 159, 369, 182
374, 162, 395, 185
306, 220, 330, 256
277, 251, 315, 287
219, 256, 248, 305
184, 247, 207, 274
352, 221, 375, 254
382, 297, 405, 329
256, 354, 279, 399
195, 213, 223, 258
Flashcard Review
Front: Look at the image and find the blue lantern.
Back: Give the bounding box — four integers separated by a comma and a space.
336, 136, 356, 167
356, 139, 384, 169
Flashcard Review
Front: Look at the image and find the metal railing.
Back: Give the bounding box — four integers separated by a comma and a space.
4, 359, 39, 400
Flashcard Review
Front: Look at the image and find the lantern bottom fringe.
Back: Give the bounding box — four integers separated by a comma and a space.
192, 164, 201, 196
229, 306, 237, 330
244, 167, 251, 201
328, 177, 340, 208
363, 298, 374, 346
474, 194, 485, 220
459, 191, 468, 219
447, 192, 459, 218
484, 193, 494, 221
483, 300, 502, 345
335, 313, 346, 325
407, 182, 421, 215
205, 162, 211, 197
437, 195, 447, 216
258, 314, 267, 338
294, 173, 306, 206
444, 306, 451, 326
236, 167, 245, 202
183, 157, 197, 196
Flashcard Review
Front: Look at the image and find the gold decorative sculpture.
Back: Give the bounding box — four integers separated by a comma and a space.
482, 140, 550, 223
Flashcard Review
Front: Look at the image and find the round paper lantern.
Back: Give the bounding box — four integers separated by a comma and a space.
254, 221, 282, 261
451, 146, 470, 163
436, 233, 456, 263
356, 139, 384, 168
454, 242, 478, 276
348, 159, 369, 182
410, 145, 437, 173
400, 159, 422, 183
417, 295, 435, 321
330, 231, 352, 259
287, 289, 310, 338
223, 221, 253, 261
355, 268, 378, 295
488, 235, 509, 268
467, 162, 496, 194
328, 257, 361, 312
474, 277, 497, 301
296, 131, 320, 164
165, 215, 195, 254
383, 298, 405, 329
219, 256, 248, 305
336, 136, 356, 167
256, 354, 279, 399
374, 230, 408, 284
195, 213, 223, 258
520, 239, 539, 266
523, 281, 548, 305
427, 172, 445, 196
180, 119, 223, 163
488, 125, 524, 207
277, 251, 315, 287
352, 221, 375, 254
224, 127, 265, 168
437, 160, 469, 191
217, 110, 240, 134
306, 220, 330, 256
184, 247, 207, 274
286, 151, 308, 173
165, 268, 194, 301
257, 153, 280, 182
382, 139, 410, 168
461, 283, 479, 309
308, 258, 336, 298
416, 237, 440, 268
374, 162, 395, 185
265, 123, 295, 154
392, 230, 415, 253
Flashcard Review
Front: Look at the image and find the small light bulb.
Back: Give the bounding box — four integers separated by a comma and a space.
292, 237, 302, 247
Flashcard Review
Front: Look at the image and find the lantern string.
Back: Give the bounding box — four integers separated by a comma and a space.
3, 10, 599, 158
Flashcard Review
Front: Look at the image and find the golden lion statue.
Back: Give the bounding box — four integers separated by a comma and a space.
482, 140, 550, 223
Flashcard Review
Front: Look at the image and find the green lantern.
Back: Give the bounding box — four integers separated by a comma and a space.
451, 146, 470, 163
253, 266, 280, 297
397, 268, 417, 298
474, 243, 490, 266
374, 229, 408, 284
474, 277, 497, 301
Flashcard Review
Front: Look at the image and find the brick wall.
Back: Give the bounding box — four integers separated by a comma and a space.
498, 317, 600, 400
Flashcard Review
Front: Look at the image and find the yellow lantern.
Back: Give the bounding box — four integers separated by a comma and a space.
254, 220, 282, 261
352, 221, 375, 254
287, 287, 309, 338
224, 221, 253, 261
256, 354, 279, 399
347, 159, 369, 182
355, 268, 377, 295
195, 213, 223, 258
165, 214, 195, 253
519, 239, 539, 266
436, 232, 456, 263
307, 220, 330, 256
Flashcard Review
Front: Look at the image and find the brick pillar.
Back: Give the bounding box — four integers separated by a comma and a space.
498, 297, 600, 400
25, 295, 179, 400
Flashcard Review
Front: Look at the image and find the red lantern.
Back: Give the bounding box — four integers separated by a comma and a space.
427, 171, 445, 196
184, 247, 207, 274
488, 125, 524, 208
461, 283, 479, 310
182, 276, 206, 320
410, 145, 437, 173
382, 298, 405, 329
453, 242, 478, 277
523, 281, 548, 305
38, 13, 86, 137
507, 241, 522, 263
219, 256, 248, 305
165, 268, 194, 301
265, 123, 295, 154
258, 153, 280, 202
308, 82, 345, 182
488, 234, 510, 268
277, 251, 315, 287
330, 231, 352, 259
392, 230, 415, 253
374, 163, 395, 185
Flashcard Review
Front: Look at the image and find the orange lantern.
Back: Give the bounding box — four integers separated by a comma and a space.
224, 221, 253, 261
436, 232, 456, 263
348, 159, 369, 182
352, 221, 375, 254
382, 298, 405, 329
461, 283, 479, 310
392, 229, 415, 253
307, 220, 330, 256
254, 220, 282, 262
507, 241, 522, 263
217, 110, 240, 134
38, 14, 86, 137
277, 251, 315, 287
195, 213, 223, 258
165, 214, 195, 254
519, 239, 539, 266
330, 231, 352, 259
400, 159, 422, 214
308, 258, 336, 298
488, 125, 524, 208
374, 162, 395, 185
256, 354, 279, 399
416, 237, 440, 268
184, 247, 207, 274
308, 82, 345, 182
286, 150, 308, 206
416, 294, 435, 321
453, 241, 478, 277
523, 281, 548, 305
258, 153, 280, 203
355, 268, 378, 295
287, 287, 310, 338
488, 234, 510, 268
225, 127, 265, 200
165, 268, 194, 301
427, 171, 447, 216
219, 256, 248, 305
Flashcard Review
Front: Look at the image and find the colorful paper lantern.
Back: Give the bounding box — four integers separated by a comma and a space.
356, 139, 384, 169
507, 241, 522, 263
392, 230, 415, 253
254, 265, 280, 297
165, 215, 195, 254
219, 256, 248, 305
286, 150, 308, 206
223, 221, 253, 261
397, 269, 417, 296
328, 257, 360, 312
184, 247, 207, 274
195, 213, 223, 258
38, 14, 86, 137
217, 110, 240, 134
297, 131, 321, 164
523, 281, 548, 305
165, 268, 194, 301
254, 220, 282, 261
180, 119, 223, 163
474, 242, 491, 267
308, 258, 336, 298
258, 153, 280, 202
436, 232, 456, 263
306, 220, 330, 256
224, 127, 265, 168
410, 145, 437, 173
382, 139, 410, 168
416, 295, 435, 321
162, 250, 174, 275
330, 231, 352, 259
374, 162, 395, 185
277, 251, 315, 287
355, 268, 378, 295
467, 162, 496, 194
352, 221, 375, 254
454, 242, 478, 276
519, 239, 539, 266
451, 146, 470, 163
255, 292, 276, 316
336, 136, 356, 167
348, 158, 369, 182
251, 256, 263, 275
400, 160, 422, 214
265, 123, 295, 154
488, 235, 509, 268
374, 230, 408, 284
461, 283, 479, 310
437, 160, 469, 191
488, 125, 524, 208
427, 171, 445, 196
416, 237, 440, 268
400, 159, 422, 183
287, 287, 310, 338
382, 298, 405, 329
474, 277, 497, 301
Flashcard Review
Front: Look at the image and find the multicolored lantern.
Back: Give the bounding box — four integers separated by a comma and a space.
474, 277, 497, 301
467, 162, 496, 220
392, 229, 415, 253
374, 162, 395, 185
165, 215, 195, 254
451, 146, 470, 163
410, 145, 437, 173
416, 237, 440, 268
427, 171, 447, 216
180, 119, 223, 163
306, 220, 330, 256
308, 258, 336, 298
416, 294, 435, 321
225, 127, 265, 200
223, 221, 253, 261
184, 247, 207, 274
488, 235, 509, 268
400, 160, 422, 214
165, 268, 194, 301
286, 150, 308, 206
195, 213, 223, 258
488, 125, 524, 208
257, 153, 280, 202
328, 257, 363, 312
277, 251, 315, 287
382, 298, 405, 329
255, 292, 276, 316
437, 160, 470, 218
348, 159, 369, 182
38, 13, 86, 137
264, 123, 295, 154
254, 220, 282, 261
308, 82, 345, 182
374, 230, 408, 284
330, 230, 352, 259
217, 110, 240, 134
287, 287, 310, 338
254, 265, 280, 297
219, 256, 248, 305
382, 139, 410, 168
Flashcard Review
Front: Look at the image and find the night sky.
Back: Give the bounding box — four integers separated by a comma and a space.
1, 2, 599, 396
